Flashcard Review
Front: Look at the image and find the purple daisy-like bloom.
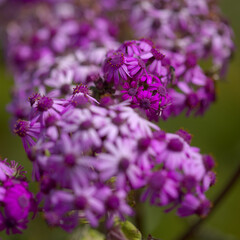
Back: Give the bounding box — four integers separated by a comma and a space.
101, 188, 133, 228
98, 138, 145, 189
14, 120, 41, 152
121, 81, 139, 101
152, 133, 196, 169
133, 90, 161, 120
45, 133, 96, 189
103, 51, 130, 85
177, 194, 211, 217
30, 95, 65, 126
4, 181, 32, 221
141, 170, 179, 206
0, 212, 29, 235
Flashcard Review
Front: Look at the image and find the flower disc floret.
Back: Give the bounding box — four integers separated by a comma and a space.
14, 120, 29, 138
37, 96, 54, 112
107, 52, 125, 69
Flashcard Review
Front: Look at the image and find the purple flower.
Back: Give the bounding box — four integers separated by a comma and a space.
177, 194, 211, 217
4, 181, 32, 221
14, 120, 41, 152
103, 51, 130, 85
98, 138, 145, 189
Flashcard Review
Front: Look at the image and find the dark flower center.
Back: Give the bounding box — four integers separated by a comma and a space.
45, 115, 57, 127
71, 95, 89, 108
64, 154, 76, 167
138, 137, 151, 151
152, 19, 161, 29
140, 98, 151, 109
106, 195, 120, 210
14, 120, 29, 137
80, 120, 93, 130
151, 48, 165, 61
112, 116, 124, 126
149, 172, 166, 190
128, 88, 137, 96
18, 195, 29, 208
5, 218, 16, 228
28, 93, 41, 106
73, 84, 89, 95
75, 196, 87, 210
119, 158, 130, 171
37, 96, 53, 112
60, 84, 70, 95
107, 52, 125, 69
186, 54, 197, 68
158, 86, 167, 96
167, 138, 184, 152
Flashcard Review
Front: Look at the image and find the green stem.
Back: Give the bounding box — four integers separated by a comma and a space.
135, 190, 144, 233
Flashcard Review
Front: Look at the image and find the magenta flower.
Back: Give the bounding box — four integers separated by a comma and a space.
103, 51, 130, 85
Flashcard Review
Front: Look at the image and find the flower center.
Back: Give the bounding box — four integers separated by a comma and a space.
45, 115, 57, 127
119, 158, 130, 171
80, 120, 93, 130
186, 54, 197, 68
128, 88, 137, 96
152, 19, 161, 29
73, 84, 89, 95
138, 137, 151, 151
106, 195, 120, 210
151, 48, 165, 61
158, 85, 167, 96
149, 172, 166, 190
75, 196, 87, 210
112, 116, 124, 126
107, 52, 125, 69
64, 154, 76, 167
167, 138, 183, 152
60, 84, 70, 95
140, 98, 151, 109
14, 120, 29, 137
37, 96, 53, 112
28, 93, 41, 106
18, 195, 29, 208
71, 95, 89, 108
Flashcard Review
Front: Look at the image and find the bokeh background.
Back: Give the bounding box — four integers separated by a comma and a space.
0, 1, 239, 239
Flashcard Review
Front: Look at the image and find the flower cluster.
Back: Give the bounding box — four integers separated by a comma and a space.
0, 0, 229, 236
5, 1, 118, 122
130, 0, 234, 77
101, 40, 216, 120
13, 90, 215, 231
0, 158, 35, 234
102, 39, 172, 120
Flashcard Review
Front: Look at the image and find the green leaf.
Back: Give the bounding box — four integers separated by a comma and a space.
120, 221, 142, 240
70, 227, 104, 240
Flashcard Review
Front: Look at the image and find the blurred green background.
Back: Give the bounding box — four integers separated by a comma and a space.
0, 1, 240, 239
